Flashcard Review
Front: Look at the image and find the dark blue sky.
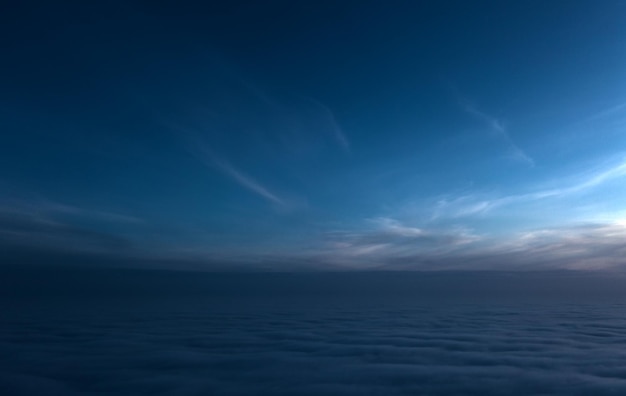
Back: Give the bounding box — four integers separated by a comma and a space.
2, 0, 626, 270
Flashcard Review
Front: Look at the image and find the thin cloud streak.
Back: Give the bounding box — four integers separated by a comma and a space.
213, 158, 287, 206
319, 220, 626, 271
585, 101, 626, 122
501, 157, 626, 203
462, 103, 535, 166
433, 157, 626, 219
322, 217, 480, 267
0, 205, 135, 254
369, 217, 426, 237
192, 142, 289, 207
301, 96, 351, 153
0, 198, 143, 226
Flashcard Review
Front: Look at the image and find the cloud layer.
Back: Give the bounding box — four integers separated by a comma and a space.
315, 217, 626, 271
3, 201, 626, 272
4, 295, 626, 395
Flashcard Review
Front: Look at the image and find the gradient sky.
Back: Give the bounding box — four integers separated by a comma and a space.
2, 0, 626, 271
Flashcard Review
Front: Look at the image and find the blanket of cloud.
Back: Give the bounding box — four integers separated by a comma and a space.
4, 270, 626, 395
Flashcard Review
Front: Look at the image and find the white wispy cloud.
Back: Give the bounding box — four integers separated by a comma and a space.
316, 218, 626, 271
432, 156, 626, 219
301, 96, 351, 153
323, 218, 480, 265
369, 217, 426, 237
481, 223, 626, 270
41, 202, 143, 224
585, 101, 626, 122
0, 199, 142, 253
194, 144, 288, 207
212, 158, 287, 206
0, 198, 143, 225
462, 102, 535, 166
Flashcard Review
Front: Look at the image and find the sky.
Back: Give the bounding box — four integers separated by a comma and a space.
2, 0, 626, 271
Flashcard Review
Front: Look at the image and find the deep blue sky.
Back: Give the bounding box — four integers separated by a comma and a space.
2, 0, 626, 270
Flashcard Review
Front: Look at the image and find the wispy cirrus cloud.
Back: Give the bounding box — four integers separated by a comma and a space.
318, 219, 626, 271
321, 218, 480, 268
461, 102, 535, 166
470, 222, 626, 271
195, 144, 289, 207
0, 200, 139, 254
431, 156, 626, 220
300, 96, 351, 153
585, 101, 626, 122
4, 202, 626, 272
212, 158, 287, 206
